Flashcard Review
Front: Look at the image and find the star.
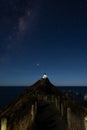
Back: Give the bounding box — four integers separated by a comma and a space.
37, 63, 40, 67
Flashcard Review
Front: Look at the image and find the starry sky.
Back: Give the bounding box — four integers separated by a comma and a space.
0, 0, 87, 86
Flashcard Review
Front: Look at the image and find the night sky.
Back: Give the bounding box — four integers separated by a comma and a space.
0, 0, 87, 86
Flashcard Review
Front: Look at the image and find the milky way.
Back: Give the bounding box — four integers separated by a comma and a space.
1, 0, 87, 85
0, 0, 41, 61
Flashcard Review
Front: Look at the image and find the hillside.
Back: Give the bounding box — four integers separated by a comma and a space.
0, 77, 87, 130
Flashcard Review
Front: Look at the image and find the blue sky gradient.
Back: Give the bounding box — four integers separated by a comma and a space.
0, 0, 87, 86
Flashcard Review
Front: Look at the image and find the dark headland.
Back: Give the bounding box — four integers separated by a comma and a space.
0, 75, 87, 130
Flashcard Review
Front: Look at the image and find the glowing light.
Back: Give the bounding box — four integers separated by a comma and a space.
42, 73, 47, 79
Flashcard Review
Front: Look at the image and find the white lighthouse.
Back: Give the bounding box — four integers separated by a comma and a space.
42, 73, 47, 79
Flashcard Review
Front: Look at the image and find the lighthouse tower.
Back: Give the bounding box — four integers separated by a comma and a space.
42, 73, 47, 79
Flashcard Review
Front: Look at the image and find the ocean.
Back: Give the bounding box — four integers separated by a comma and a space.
0, 86, 87, 109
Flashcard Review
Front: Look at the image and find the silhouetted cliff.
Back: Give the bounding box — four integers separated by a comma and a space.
0, 77, 87, 130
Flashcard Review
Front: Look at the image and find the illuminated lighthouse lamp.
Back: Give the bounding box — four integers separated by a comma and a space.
42, 73, 47, 79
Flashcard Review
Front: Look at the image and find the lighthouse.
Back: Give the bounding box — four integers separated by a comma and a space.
42, 73, 47, 79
